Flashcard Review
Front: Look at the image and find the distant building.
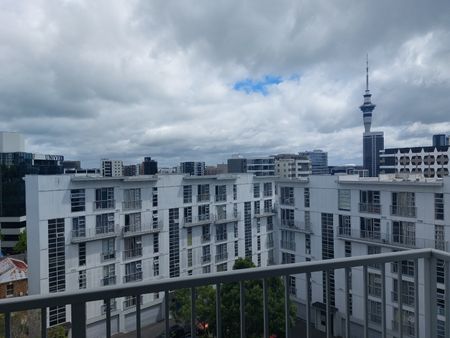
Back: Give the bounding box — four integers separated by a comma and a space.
433, 134, 448, 147
246, 157, 275, 176
227, 156, 247, 173
123, 164, 139, 176
0, 257, 27, 298
141, 157, 158, 175
298, 150, 328, 175
101, 159, 123, 177
328, 165, 369, 177
158, 167, 178, 174
0, 132, 64, 253
274, 154, 312, 179
359, 57, 384, 177
205, 164, 228, 176
180, 161, 205, 176
63, 160, 81, 171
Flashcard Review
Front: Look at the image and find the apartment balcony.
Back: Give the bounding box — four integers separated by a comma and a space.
359, 202, 381, 214
215, 233, 228, 243
1, 249, 448, 338
280, 240, 296, 251
215, 252, 228, 263
101, 300, 117, 315
122, 222, 162, 237
280, 197, 294, 206
123, 247, 143, 260
123, 271, 143, 283
280, 220, 313, 234
101, 275, 117, 286
71, 226, 119, 243
336, 227, 447, 250
197, 193, 210, 203
214, 212, 240, 224
390, 205, 417, 218
93, 199, 116, 211
100, 251, 116, 262
122, 200, 142, 211
201, 254, 211, 264
183, 214, 211, 227
214, 193, 227, 202
201, 233, 211, 243
254, 208, 276, 218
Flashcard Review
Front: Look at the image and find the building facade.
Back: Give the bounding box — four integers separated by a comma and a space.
180, 162, 205, 176
298, 150, 328, 175
25, 173, 276, 336
227, 157, 247, 174
277, 174, 449, 338
275, 154, 312, 178
141, 157, 158, 175
246, 157, 275, 176
101, 160, 123, 177
0, 257, 27, 298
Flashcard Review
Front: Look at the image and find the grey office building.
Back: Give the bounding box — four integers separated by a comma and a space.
298, 150, 328, 175
227, 158, 247, 173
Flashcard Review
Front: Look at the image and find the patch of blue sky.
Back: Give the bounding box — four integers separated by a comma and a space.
233, 74, 298, 95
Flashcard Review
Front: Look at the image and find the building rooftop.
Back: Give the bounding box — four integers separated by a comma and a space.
0, 257, 27, 284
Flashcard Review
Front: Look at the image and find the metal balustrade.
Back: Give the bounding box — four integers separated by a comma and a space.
122, 222, 162, 237
280, 240, 296, 251
214, 193, 227, 202
183, 214, 211, 227
123, 247, 143, 260
280, 197, 295, 206
2, 249, 450, 338
390, 204, 417, 218
215, 252, 228, 263
254, 208, 276, 218
101, 276, 117, 286
280, 220, 313, 234
122, 200, 142, 210
93, 199, 116, 210
213, 212, 240, 223
71, 226, 119, 243
359, 202, 382, 214
197, 193, 210, 202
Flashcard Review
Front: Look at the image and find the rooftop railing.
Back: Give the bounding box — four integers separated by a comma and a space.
0, 249, 448, 338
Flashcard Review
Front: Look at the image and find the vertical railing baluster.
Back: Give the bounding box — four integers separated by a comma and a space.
41, 307, 47, 338
71, 302, 87, 338
263, 278, 269, 338
284, 275, 290, 338
4, 312, 11, 338
216, 283, 222, 338
325, 270, 331, 338
397, 261, 403, 338
363, 265, 368, 338
414, 259, 420, 338
445, 261, 450, 338
344, 267, 351, 338
381, 263, 386, 338
106, 298, 111, 338
164, 291, 170, 337
191, 288, 196, 338
306, 272, 311, 338
136, 295, 141, 338
240, 281, 246, 338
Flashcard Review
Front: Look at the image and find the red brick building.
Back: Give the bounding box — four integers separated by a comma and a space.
0, 257, 28, 298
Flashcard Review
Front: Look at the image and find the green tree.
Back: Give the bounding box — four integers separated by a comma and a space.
170, 258, 296, 338
14, 230, 27, 254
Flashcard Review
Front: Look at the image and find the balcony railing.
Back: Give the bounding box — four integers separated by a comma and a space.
266, 238, 274, 248
123, 247, 143, 260
0, 249, 448, 338
101, 251, 116, 262
123, 271, 143, 283
215, 193, 227, 202
122, 222, 162, 237
215, 233, 228, 243
280, 197, 294, 206
201, 234, 211, 243
71, 226, 119, 243
197, 193, 210, 202
336, 227, 446, 250
254, 208, 276, 218
280, 240, 296, 251
390, 204, 417, 218
101, 300, 117, 315
213, 212, 240, 224
93, 200, 116, 211
122, 200, 142, 211
101, 276, 117, 286
391, 291, 415, 307
183, 214, 211, 227
359, 202, 381, 214
215, 252, 228, 263
123, 295, 143, 310
202, 254, 211, 264
280, 220, 313, 234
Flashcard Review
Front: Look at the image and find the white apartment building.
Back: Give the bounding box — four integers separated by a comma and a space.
101, 159, 123, 177
277, 174, 449, 338
275, 154, 312, 179
25, 173, 276, 337
246, 156, 275, 176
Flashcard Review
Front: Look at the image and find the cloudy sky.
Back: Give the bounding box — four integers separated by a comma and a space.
1, 0, 450, 168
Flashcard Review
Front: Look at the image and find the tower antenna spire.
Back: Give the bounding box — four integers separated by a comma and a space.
366, 53, 369, 91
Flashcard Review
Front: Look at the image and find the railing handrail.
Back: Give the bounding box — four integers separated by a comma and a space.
0, 248, 439, 313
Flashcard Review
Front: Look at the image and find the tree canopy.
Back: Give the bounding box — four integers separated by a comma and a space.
170, 257, 296, 337
14, 230, 27, 254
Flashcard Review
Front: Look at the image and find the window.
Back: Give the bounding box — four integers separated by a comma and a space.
391, 260, 415, 277
280, 187, 294, 205
234, 241, 238, 257
124, 261, 142, 283
202, 245, 211, 263
152, 187, 158, 207
102, 238, 115, 261
254, 201, 260, 215
153, 233, 159, 253
187, 227, 192, 246
393, 308, 415, 336
257, 236, 261, 251
124, 236, 142, 259
338, 215, 351, 236
368, 273, 381, 297
79, 243, 86, 266
305, 234, 311, 255
360, 217, 380, 240
203, 265, 211, 274
71, 189, 85, 212
392, 279, 415, 306
217, 263, 227, 272
103, 264, 116, 286
95, 187, 114, 209
267, 216, 273, 231
253, 183, 260, 198
216, 243, 228, 262
6, 284, 14, 297
392, 221, 415, 246
233, 222, 238, 238
96, 213, 115, 234
72, 216, 86, 238
256, 218, 261, 233
338, 189, 351, 211
153, 257, 159, 276
184, 207, 192, 224
263, 182, 272, 197
123, 188, 141, 209
344, 241, 351, 257
281, 230, 295, 251
368, 300, 381, 324
435, 224, 445, 250
152, 210, 159, 229
198, 204, 210, 221
124, 212, 141, 232
360, 190, 380, 213
233, 184, 237, 200
216, 204, 226, 220
435, 193, 444, 220
188, 249, 193, 267
304, 188, 310, 208
391, 192, 416, 217
215, 185, 227, 202
202, 225, 210, 242
263, 199, 272, 213
197, 184, 210, 202
304, 211, 310, 228
257, 253, 261, 267
79, 270, 86, 289
183, 185, 192, 203
282, 252, 295, 264
368, 246, 381, 270
281, 208, 294, 227
216, 224, 227, 242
